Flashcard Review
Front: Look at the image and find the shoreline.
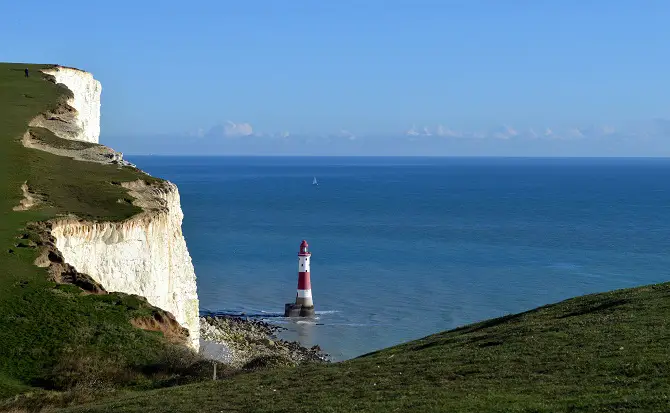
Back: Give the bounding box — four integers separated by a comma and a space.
199, 315, 329, 368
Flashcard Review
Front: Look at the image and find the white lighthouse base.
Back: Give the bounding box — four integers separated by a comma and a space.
284, 303, 315, 317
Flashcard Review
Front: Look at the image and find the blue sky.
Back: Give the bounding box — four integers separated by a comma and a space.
2, 0, 670, 155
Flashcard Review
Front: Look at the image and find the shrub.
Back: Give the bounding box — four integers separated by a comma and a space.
242, 355, 295, 371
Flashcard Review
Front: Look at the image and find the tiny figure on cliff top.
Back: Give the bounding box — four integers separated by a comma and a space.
24, 68, 29, 78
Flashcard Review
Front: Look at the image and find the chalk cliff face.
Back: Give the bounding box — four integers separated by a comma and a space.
42, 67, 101, 143
50, 183, 200, 349
37, 67, 200, 349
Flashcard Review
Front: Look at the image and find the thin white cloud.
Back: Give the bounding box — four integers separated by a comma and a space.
407, 125, 466, 137
191, 121, 640, 144
205, 120, 254, 138
399, 123, 634, 140
188, 128, 206, 138
405, 125, 420, 136
600, 125, 616, 135
339, 129, 357, 140
435, 125, 463, 138
504, 125, 518, 137
567, 128, 584, 138
490, 125, 519, 140
223, 120, 253, 137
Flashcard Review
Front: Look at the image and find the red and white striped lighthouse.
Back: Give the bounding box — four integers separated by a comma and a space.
296, 240, 313, 308
284, 240, 315, 317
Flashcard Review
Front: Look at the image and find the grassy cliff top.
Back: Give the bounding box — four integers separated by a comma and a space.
66, 281, 670, 413
0, 63, 179, 398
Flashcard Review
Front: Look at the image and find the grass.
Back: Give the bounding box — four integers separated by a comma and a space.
0, 63, 183, 399
61, 282, 670, 412
28, 127, 99, 150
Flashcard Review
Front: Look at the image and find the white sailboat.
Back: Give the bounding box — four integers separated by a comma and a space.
312, 176, 318, 186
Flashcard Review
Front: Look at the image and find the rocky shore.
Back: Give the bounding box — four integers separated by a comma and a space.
199, 316, 329, 368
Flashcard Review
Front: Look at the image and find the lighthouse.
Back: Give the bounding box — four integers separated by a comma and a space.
284, 240, 315, 317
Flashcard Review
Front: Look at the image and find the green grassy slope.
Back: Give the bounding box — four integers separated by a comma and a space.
0, 63, 177, 398
66, 282, 670, 413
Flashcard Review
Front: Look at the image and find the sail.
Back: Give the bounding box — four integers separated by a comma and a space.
313, 177, 318, 185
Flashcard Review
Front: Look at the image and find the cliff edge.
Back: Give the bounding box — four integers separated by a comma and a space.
24, 66, 200, 350
0, 63, 202, 398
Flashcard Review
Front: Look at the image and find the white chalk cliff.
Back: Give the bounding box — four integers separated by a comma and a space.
36, 66, 200, 349
42, 67, 101, 143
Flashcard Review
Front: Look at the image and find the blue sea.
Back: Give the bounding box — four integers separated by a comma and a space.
130, 156, 670, 361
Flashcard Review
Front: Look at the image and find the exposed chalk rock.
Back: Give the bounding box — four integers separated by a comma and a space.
30, 66, 200, 350
41, 66, 101, 143
51, 182, 200, 349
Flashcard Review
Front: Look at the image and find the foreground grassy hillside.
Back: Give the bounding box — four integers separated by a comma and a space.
0, 63, 191, 398
64, 282, 670, 413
